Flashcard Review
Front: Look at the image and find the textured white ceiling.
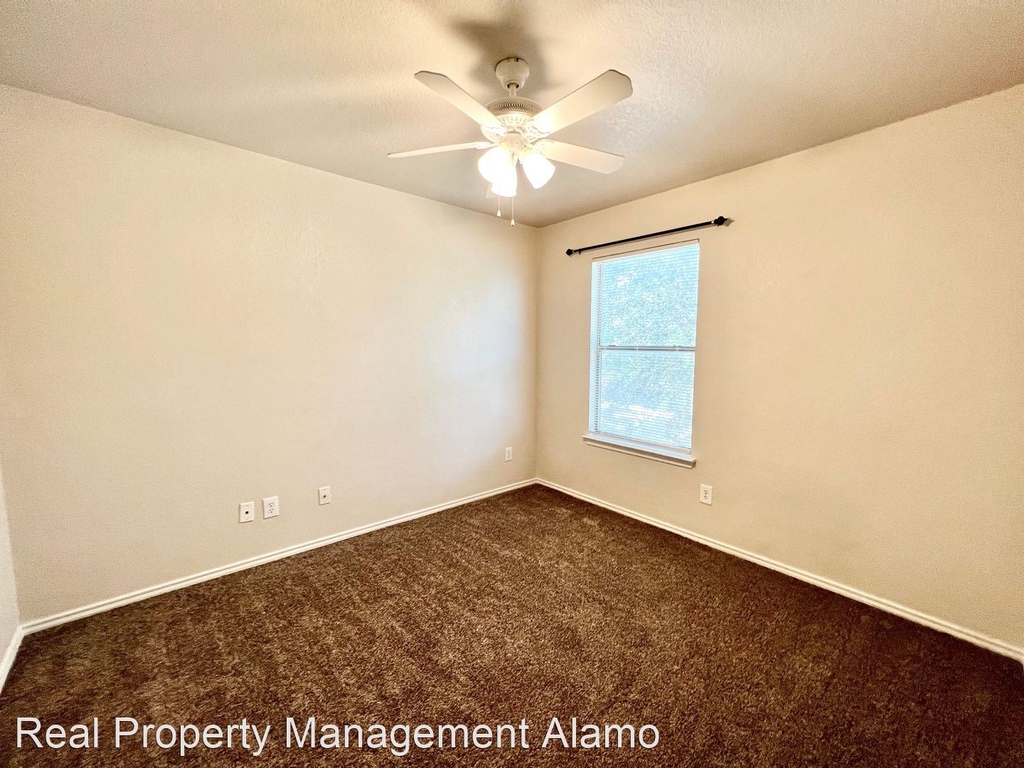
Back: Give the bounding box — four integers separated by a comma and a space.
2, 1, 1023, 227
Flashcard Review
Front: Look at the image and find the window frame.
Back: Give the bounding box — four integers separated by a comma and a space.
584, 237, 700, 468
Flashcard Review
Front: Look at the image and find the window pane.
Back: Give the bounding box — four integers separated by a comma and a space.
598, 244, 699, 347
596, 349, 694, 450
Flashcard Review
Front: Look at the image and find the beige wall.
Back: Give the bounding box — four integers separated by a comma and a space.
1, 80, 1022, 652
537, 85, 1024, 650
0, 461, 20, 667
0, 86, 537, 622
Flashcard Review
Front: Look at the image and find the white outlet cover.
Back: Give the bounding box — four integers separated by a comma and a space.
505, 447, 512, 462
318, 486, 331, 505
263, 495, 279, 519
700, 485, 713, 505
239, 501, 255, 523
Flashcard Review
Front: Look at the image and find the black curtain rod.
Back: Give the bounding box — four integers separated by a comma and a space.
565, 216, 729, 256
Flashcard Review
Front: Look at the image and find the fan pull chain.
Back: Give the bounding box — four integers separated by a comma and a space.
494, 196, 515, 226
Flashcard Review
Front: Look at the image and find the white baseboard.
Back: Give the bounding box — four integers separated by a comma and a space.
536, 478, 1023, 662
0, 625, 24, 691
20, 478, 538, 637
7, 475, 1021, 695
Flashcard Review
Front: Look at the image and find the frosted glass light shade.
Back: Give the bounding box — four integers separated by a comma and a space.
478, 145, 514, 184
489, 165, 518, 198
521, 148, 555, 189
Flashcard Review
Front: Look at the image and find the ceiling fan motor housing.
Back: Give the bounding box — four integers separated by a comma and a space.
483, 96, 544, 141
484, 58, 546, 143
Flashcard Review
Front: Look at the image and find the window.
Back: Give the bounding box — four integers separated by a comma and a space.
586, 241, 699, 467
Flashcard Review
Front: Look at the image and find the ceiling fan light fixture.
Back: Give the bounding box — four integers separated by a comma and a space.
391, 60, 632, 211
490, 166, 518, 198
478, 144, 514, 184
520, 148, 555, 189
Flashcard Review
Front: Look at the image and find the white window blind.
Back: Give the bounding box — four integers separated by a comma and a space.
588, 242, 699, 458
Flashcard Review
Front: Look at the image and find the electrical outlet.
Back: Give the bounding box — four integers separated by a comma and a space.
262, 495, 279, 519
700, 485, 713, 505
318, 486, 331, 505
239, 502, 255, 523
505, 447, 513, 462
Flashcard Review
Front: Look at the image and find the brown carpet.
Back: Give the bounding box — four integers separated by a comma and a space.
1, 485, 1021, 766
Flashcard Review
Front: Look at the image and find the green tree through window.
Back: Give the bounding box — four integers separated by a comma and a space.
589, 242, 699, 453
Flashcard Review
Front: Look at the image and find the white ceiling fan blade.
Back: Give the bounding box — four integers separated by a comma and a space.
537, 141, 624, 174
414, 71, 502, 129
485, 184, 497, 199
529, 70, 632, 136
388, 141, 492, 158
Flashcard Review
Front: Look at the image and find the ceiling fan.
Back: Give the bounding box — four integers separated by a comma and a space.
388, 58, 632, 216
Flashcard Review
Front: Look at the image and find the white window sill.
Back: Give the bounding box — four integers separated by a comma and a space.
582, 433, 695, 468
